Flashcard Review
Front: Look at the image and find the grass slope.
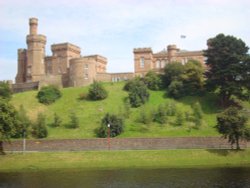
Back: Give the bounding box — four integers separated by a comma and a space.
1, 149, 250, 172
11, 82, 249, 139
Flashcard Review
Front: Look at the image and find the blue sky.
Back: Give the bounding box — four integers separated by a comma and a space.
1, 0, 250, 81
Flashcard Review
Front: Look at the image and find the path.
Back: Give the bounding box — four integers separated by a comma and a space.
4, 137, 250, 152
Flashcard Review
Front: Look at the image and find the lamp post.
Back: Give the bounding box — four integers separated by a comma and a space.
23, 129, 26, 154
107, 123, 110, 150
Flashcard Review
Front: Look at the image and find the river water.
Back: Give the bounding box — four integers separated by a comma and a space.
0, 167, 250, 188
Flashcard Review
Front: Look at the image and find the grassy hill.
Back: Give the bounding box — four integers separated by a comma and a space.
11, 82, 249, 139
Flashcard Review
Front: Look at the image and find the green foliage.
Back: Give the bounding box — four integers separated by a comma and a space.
143, 71, 162, 90
51, 113, 62, 127
126, 79, 150, 107
66, 112, 79, 129
138, 108, 152, 124
97, 113, 124, 138
123, 77, 141, 91
166, 102, 177, 116
215, 107, 250, 149
37, 85, 62, 105
32, 113, 48, 138
163, 62, 184, 87
0, 81, 12, 100
204, 33, 250, 106
88, 81, 108, 100
192, 102, 203, 128
164, 61, 205, 99
0, 98, 19, 147
153, 104, 167, 124
175, 111, 184, 126
11, 105, 31, 138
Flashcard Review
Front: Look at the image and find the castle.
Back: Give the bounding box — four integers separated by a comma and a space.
13, 18, 204, 92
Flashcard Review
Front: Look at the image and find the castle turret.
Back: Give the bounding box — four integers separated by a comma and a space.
15, 49, 27, 83
133, 48, 153, 76
26, 18, 46, 82
167, 45, 179, 60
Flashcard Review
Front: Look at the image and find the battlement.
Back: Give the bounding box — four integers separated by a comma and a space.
26, 34, 46, 44
51, 43, 81, 54
133, 48, 152, 53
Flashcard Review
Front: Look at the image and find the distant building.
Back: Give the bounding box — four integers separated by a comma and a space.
133, 45, 205, 77
13, 18, 205, 92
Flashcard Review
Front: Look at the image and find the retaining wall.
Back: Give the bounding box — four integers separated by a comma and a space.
3, 137, 249, 152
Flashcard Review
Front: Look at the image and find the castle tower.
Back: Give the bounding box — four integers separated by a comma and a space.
133, 48, 153, 76
15, 49, 27, 83
167, 45, 179, 61
26, 18, 46, 82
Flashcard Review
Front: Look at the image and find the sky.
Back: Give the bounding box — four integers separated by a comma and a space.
1, 0, 250, 81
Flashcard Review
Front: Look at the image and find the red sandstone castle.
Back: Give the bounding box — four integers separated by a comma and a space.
14, 18, 204, 92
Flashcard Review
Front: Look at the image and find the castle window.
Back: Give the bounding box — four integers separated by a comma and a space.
156, 60, 160, 68
161, 60, 166, 68
84, 64, 88, 69
84, 73, 88, 80
140, 57, 145, 68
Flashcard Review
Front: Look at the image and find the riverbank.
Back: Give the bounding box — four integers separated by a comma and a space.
1, 149, 250, 172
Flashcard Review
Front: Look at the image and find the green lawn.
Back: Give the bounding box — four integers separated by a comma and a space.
10, 82, 249, 139
1, 149, 250, 172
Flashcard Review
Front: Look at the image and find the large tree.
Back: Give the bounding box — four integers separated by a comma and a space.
215, 107, 250, 149
0, 98, 18, 154
204, 33, 250, 106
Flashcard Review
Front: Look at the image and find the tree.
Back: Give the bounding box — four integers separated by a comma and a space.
97, 113, 124, 138
143, 71, 162, 90
167, 80, 184, 99
0, 81, 12, 100
175, 111, 184, 126
153, 104, 167, 124
215, 107, 250, 149
163, 62, 184, 87
0, 98, 18, 154
51, 113, 62, 127
204, 33, 250, 106
11, 105, 31, 138
192, 102, 203, 128
125, 79, 150, 107
66, 111, 79, 129
32, 113, 48, 138
37, 85, 62, 105
88, 81, 108, 100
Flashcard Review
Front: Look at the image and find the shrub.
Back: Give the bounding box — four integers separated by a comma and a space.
88, 81, 108, 100
175, 111, 184, 126
153, 104, 167, 124
11, 105, 31, 138
37, 85, 62, 105
127, 80, 149, 107
97, 113, 124, 138
32, 113, 48, 138
51, 113, 62, 127
192, 102, 203, 128
143, 71, 162, 90
138, 108, 152, 124
167, 80, 184, 99
166, 102, 177, 116
0, 81, 12, 100
66, 111, 79, 129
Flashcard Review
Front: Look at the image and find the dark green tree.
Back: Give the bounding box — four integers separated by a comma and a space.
215, 107, 250, 149
0, 98, 18, 154
32, 113, 48, 138
11, 105, 31, 138
143, 71, 162, 90
153, 104, 167, 124
0, 81, 12, 100
192, 102, 203, 128
37, 85, 62, 105
163, 62, 184, 87
204, 33, 250, 106
167, 80, 184, 99
51, 113, 62, 127
97, 113, 124, 138
88, 81, 108, 100
67, 111, 79, 129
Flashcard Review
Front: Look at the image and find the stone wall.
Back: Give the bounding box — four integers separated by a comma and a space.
3, 137, 249, 152
12, 82, 39, 93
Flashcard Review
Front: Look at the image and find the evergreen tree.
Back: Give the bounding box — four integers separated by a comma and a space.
204, 34, 250, 106
51, 113, 62, 127
88, 81, 108, 100
32, 113, 48, 138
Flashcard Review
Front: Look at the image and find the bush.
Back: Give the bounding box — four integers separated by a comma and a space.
51, 113, 62, 127
32, 113, 48, 138
175, 111, 184, 126
97, 113, 124, 138
143, 71, 162, 90
127, 80, 149, 107
192, 102, 203, 128
166, 102, 177, 116
138, 108, 152, 124
37, 85, 62, 105
66, 112, 79, 129
11, 105, 31, 138
153, 104, 167, 124
88, 81, 108, 100
0, 81, 12, 100
167, 80, 184, 99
